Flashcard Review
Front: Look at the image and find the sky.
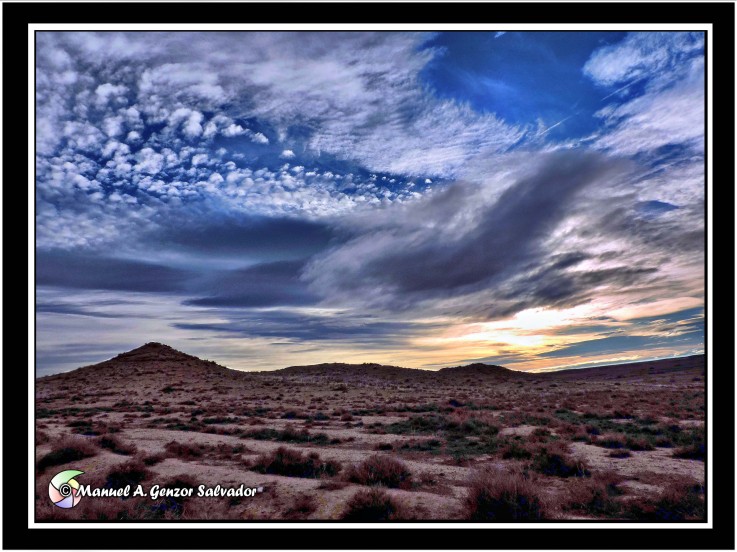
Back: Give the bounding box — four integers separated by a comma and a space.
35, 31, 706, 375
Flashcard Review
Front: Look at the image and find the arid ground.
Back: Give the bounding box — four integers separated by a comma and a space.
35, 343, 705, 521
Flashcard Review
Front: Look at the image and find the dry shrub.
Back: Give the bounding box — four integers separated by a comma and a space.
673, 442, 705, 461
595, 433, 627, 449
530, 428, 551, 442
316, 480, 349, 491
625, 482, 704, 521
250, 446, 341, 478
341, 488, 408, 521
531, 442, 589, 478
346, 455, 413, 489
105, 460, 151, 489
142, 453, 165, 466
164, 440, 203, 460
37, 436, 97, 472
213, 443, 247, 460
500, 440, 532, 460
463, 470, 544, 521
96, 435, 137, 455
572, 429, 592, 443
625, 437, 654, 451
564, 472, 624, 517
283, 494, 317, 519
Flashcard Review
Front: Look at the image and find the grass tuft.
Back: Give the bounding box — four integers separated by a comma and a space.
341, 488, 409, 521
463, 470, 544, 521
346, 455, 413, 489
250, 446, 341, 479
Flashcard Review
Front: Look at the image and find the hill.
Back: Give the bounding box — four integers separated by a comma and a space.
438, 362, 525, 379
37, 342, 705, 384
37, 342, 232, 388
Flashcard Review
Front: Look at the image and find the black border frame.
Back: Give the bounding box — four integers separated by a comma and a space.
4, 2, 734, 549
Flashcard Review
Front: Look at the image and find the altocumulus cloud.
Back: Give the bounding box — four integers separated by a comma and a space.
36, 31, 527, 252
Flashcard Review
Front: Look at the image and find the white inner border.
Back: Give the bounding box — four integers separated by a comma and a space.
27, 22, 714, 530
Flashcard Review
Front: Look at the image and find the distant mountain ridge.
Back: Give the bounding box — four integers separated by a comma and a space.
274, 361, 524, 381
37, 342, 705, 383
438, 362, 518, 377
275, 361, 455, 378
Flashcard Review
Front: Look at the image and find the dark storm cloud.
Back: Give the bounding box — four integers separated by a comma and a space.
152, 215, 336, 260
305, 150, 640, 315
36, 250, 323, 310
173, 310, 440, 345
372, 153, 609, 293
580, 204, 704, 254
36, 250, 195, 293
489, 263, 661, 317
185, 260, 319, 308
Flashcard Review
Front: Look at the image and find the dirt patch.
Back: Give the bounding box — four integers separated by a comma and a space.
499, 425, 536, 437
569, 442, 704, 480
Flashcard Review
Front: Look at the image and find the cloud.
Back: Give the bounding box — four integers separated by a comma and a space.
303, 150, 636, 315
584, 32, 703, 87
592, 65, 704, 155
222, 123, 245, 137
538, 332, 699, 359
37, 250, 194, 293
585, 32, 705, 157
173, 309, 440, 345
34, 31, 530, 256
36, 302, 128, 318
95, 83, 128, 107
149, 214, 335, 260
37, 32, 524, 182
185, 260, 319, 308
250, 131, 269, 144
169, 108, 205, 138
